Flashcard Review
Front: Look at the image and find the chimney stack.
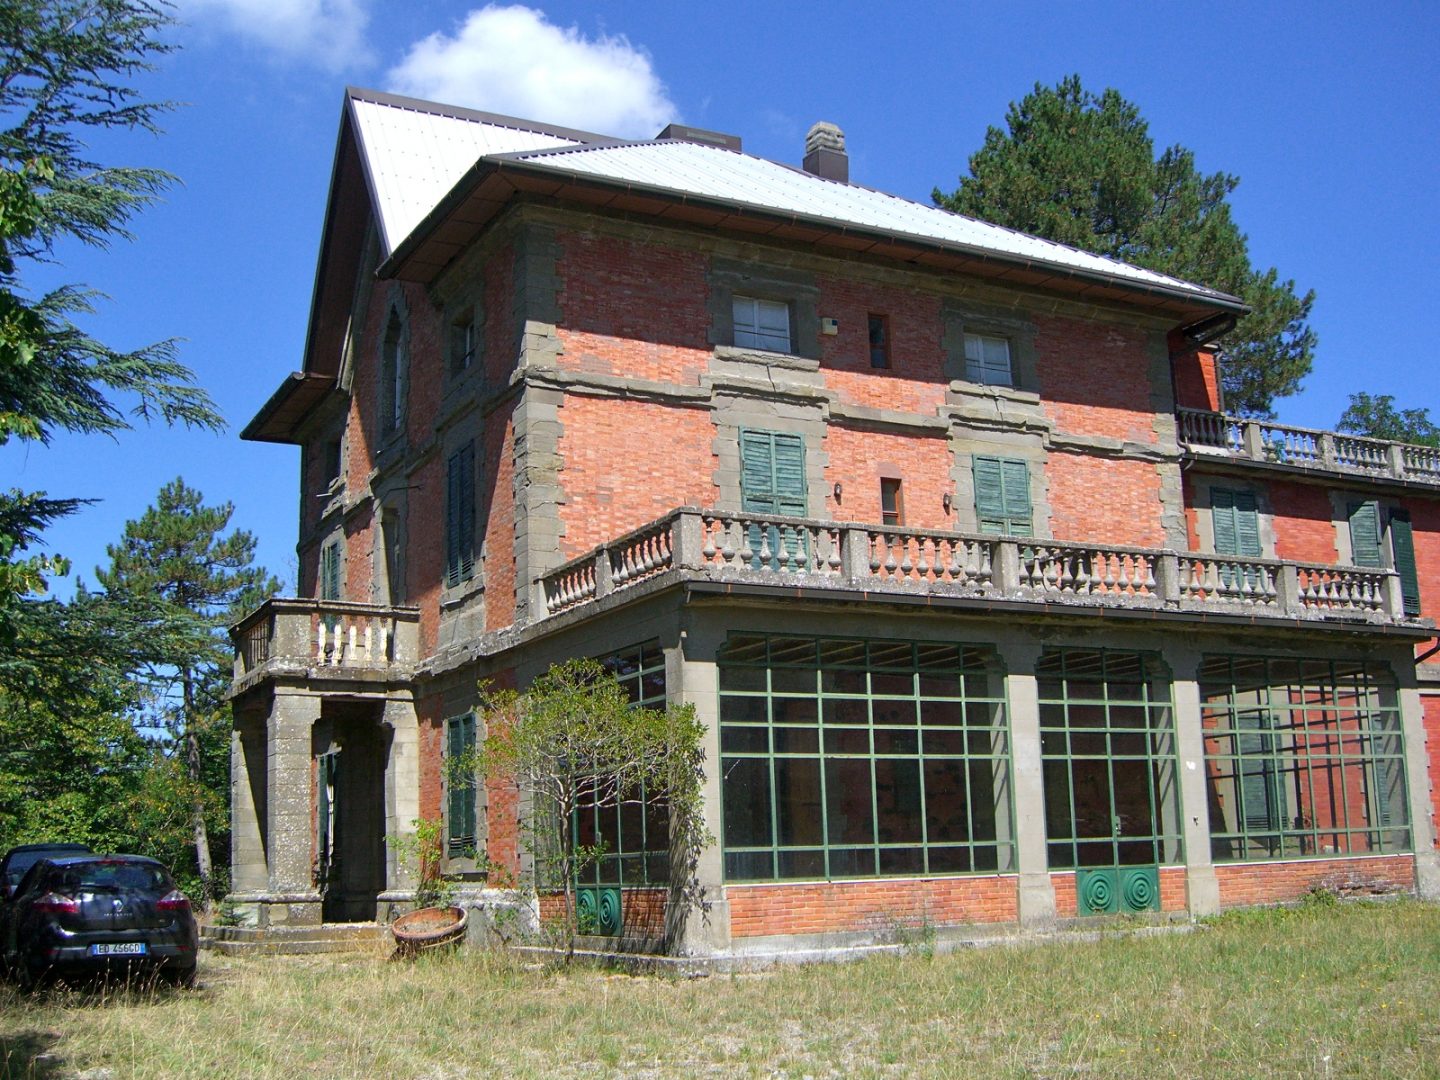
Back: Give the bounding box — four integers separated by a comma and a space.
803, 121, 848, 183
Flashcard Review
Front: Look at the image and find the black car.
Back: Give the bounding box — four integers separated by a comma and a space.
4, 854, 198, 988
1, 843, 93, 902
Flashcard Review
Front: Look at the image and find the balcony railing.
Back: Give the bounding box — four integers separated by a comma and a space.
538, 509, 1418, 628
231, 598, 420, 684
1177, 409, 1440, 486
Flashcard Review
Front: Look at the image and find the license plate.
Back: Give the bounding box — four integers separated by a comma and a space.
90, 942, 147, 956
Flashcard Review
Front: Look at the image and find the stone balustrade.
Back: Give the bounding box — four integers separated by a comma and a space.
231, 598, 420, 684
1177, 408, 1440, 486
537, 508, 1417, 627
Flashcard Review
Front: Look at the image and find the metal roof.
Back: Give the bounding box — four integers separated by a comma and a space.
349, 93, 585, 252
347, 88, 1240, 310
496, 140, 1234, 303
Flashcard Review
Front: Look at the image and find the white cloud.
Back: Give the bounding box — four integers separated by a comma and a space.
183, 0, 372, 72
386, 6, 676, 138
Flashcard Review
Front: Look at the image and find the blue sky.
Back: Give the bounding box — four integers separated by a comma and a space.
7, 0, 1437, 596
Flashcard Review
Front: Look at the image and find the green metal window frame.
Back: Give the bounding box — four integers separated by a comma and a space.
1037, 649, 1182, 869
571, 641, 670, 888
1201, 655, 1410, 861
718, 634, 1015, 882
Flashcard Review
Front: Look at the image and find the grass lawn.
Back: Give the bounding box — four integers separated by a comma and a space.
2, 898, 1437, 1079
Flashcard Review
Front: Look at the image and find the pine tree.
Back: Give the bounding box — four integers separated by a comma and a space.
97, 479, 280, 907
934, 75, 1315, 417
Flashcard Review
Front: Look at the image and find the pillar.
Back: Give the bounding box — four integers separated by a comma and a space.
261, 689, 323, 926
1395, 659, 1440, 899
382, 693, 420, 892
1168, 648, 1221, 915
995, 641, 1057, 929
229, 712, 268, 899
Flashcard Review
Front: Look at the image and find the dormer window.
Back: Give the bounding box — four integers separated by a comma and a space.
733, 295, 791, 352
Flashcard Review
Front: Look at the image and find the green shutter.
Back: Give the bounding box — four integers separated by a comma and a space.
1212, 488, 1261, 557
446, 443, 476, 588
1000, 458, 1033, 537
1237, 716, 1281, 839
447, 714, 477, 856
320, 543, 340, 600
974, 456, 1032, 536
740, 430, 808, 567
1389, 510, 1421, 616
1348, 501, 1383, 568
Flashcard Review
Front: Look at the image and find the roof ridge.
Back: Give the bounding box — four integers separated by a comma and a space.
344, 85, 614, 145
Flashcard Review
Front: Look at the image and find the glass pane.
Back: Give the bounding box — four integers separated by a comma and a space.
875, 759, 923, 844
773, 727, 820, 754
721, 725, 768, 753
825, 759, 874, 845
777, 849, 824, 879
722, 758, 771, 849
774, 759, 823, 847
924, 759, 969, 842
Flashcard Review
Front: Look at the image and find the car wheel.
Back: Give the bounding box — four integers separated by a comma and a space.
162, 964, 197, 989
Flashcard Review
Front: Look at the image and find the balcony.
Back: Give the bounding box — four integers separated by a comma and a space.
1177, 409, 1440, 487
538, 508, 1424, 631
230, 598, 420, 693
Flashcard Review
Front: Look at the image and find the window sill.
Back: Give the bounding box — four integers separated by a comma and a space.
713, 344, 819, 372
948, 380, 1040, 406
440, 576, 485, 609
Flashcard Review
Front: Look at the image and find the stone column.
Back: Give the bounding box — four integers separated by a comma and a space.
262, 689, 323, 926
667, 621, 730, 956
229, 712, 268, 900
382, 693, 421, 893
995, 641, 1056, 929
1394, 658, 1440, 899
1168, 648, 1220, 915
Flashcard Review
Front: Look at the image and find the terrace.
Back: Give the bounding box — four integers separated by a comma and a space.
230, 598, 421, 693
537, 508, 1425, 631
1177, 409, 1440, 487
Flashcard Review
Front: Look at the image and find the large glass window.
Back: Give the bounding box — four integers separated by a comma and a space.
1038, 649, 1181, 869
1201, 656, 1409, 861
732, 295, 792, 352
571, 642, 670, 887
719, 635, 1013, 881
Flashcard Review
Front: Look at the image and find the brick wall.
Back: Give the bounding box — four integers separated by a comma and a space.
1214, 854, 1415, 907
1037, 315, 1159, 445
555, 231, 710, 386
537, 886, 667, 940
1169, 338, 1221, 412
823, 426, 953, 533
555, 394, 717, 556
817, 278, 947, 416
726, 876, 1018, 938
1047, 454, 1167, 547
1266, 479, 1339, 564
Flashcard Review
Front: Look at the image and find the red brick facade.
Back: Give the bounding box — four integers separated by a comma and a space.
1214, 855, 1414, 907
726, 876, 1019, 938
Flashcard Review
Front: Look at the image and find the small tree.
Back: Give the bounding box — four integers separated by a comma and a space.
1337, 393, 1440, 448
96, 478, 281, 907
467, 659, 709, 959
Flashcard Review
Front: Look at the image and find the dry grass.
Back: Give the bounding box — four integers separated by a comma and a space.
2, 899, 1438, 1079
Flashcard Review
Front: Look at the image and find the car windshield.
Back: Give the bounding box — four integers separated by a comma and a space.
49, 862, 170, 893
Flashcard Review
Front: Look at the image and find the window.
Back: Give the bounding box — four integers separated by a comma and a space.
446, 714, 477, 858
963, 332, 1012, 386
1212, 488, 1262, 557
1349, 501, 1421, 616
382, 509, 405, 606
449, 317, 475, 377
445, 441, 476, 589
740, 429, 808, 567
572, 642, 670, 887
319, 541, 341, 600
1201, 656, 1410, 861
380, 310, 406, 436
973, 457, 1032, 536
867, 314, 890, 369
718, 635, 1013, 881
880, 478, 903, 527
1037, 649, 1181, 869
732, 295, 791, 352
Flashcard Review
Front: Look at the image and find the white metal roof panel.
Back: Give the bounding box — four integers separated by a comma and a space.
350, 97, 580, 252
501, 140, 1232, 302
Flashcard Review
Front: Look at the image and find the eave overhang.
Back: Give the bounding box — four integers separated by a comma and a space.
241, 371, 340, 444
379, 157, 1248, 325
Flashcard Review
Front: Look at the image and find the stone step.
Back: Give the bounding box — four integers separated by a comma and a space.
201, 922, 391, 955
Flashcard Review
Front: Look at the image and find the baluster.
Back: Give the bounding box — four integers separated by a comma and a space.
702, 518, 717, 562
915, 538, 932, 581
897, 537, 913, 578
1059, 556, 1075, 593
827, 530, 843, 573
947, 540, 964, 583
361, 624, 373, 665
316, 621, 328, 663
978, 541, 993, 586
